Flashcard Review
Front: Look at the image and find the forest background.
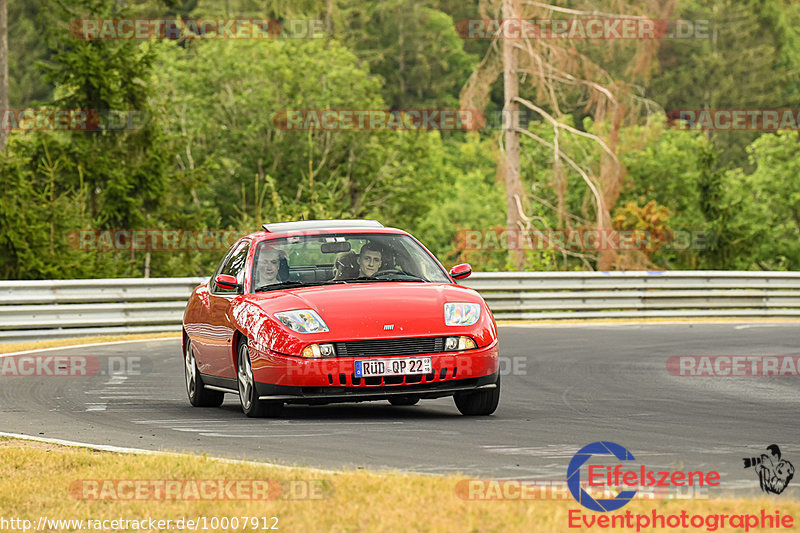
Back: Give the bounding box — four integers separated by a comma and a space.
3, 0, 800, 279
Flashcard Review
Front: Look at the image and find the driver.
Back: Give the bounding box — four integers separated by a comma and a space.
357, 242, 383, 278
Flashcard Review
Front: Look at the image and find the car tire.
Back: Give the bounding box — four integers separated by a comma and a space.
388, 396, 420, 406
237, 337, 283, 418
454, 374, 500, 416
184, 336, 224, 407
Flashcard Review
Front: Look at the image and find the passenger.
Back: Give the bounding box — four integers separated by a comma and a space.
253, 248, 288, 288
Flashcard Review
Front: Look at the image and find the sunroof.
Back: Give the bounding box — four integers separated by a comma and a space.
262, 219, 384, 233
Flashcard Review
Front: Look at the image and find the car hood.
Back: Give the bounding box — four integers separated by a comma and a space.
241, 282, 484, 338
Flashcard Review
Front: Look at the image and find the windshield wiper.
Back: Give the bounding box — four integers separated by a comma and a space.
374, 270, 426, 282
254, 280, 348, 292
254, 280, 305, 292
351, 272, 427, 283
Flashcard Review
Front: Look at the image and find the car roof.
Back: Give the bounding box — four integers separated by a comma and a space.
240, 219, 410, 241
261, 219, 384, 233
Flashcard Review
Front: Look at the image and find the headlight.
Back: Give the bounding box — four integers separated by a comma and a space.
444, 302, 481, 326
274, 310, 329, 333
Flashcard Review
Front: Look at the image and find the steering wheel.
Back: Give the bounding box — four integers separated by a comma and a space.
372, 269, 408, 278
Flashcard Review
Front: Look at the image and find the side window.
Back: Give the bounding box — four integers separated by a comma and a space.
211, 240, 250, 294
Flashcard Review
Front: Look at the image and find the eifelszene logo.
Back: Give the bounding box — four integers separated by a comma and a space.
744, 444, 795, 494
567, 441, 721, 512
568, 442, 638, 512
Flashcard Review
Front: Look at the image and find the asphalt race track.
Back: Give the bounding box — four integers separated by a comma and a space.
2, 323, 798, 497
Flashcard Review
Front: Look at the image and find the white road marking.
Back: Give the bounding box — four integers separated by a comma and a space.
199, 433, 346, 438
135, 419, 406, 426
481, 445, 673, 457
84, 374, 142, 411
0, 431, 338, 473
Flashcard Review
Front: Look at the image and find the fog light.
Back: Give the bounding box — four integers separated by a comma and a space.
319, 343, 336, 357
445, 337, 459, 351
445, 336, 476, 351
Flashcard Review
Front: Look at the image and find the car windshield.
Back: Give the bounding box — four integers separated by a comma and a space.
251, 232, 450, 292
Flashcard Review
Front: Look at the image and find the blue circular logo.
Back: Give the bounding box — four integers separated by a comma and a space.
567, 441, 638, 512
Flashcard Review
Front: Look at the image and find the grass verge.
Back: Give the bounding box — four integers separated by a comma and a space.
0, 333, 180, 355
0, 438, 798, 532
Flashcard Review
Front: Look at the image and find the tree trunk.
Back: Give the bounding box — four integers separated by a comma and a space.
0, 0, 8, 152
502, 0, 524, 271
325, 0, 332, 36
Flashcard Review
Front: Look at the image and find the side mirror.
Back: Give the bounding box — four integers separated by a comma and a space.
450, 263, 472, 280
214, 274, 241, 291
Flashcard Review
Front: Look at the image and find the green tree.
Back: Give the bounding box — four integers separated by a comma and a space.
0, 0, 174, 278
8, 0, 52, 106
649, 0, 800, 169
725, 131, 800, 270
414, 134, 508, 270
151, 37, 454, 235
336, 0, 477, 109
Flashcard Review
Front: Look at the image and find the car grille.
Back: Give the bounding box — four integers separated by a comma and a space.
334, 336, 445, 357
314, 369, 470, 389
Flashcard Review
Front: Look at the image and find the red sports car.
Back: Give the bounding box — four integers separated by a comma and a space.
182, 219, 500, 417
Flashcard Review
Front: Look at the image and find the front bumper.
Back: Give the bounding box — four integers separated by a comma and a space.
250, 339, 499, 404
255, 372, 499, 404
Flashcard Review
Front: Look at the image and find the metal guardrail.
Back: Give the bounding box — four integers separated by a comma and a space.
0, 278, 205, 342
461, 271, 800, 320
0, 271, 798, 342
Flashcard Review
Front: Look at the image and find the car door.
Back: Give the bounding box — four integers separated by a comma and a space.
201, 239, 251, 379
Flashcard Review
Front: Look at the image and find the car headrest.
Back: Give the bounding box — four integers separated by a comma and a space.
278, 256, 290, 281
334, 251, 359, 279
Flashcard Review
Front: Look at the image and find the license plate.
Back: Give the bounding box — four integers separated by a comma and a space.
354, 357, 432, 378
